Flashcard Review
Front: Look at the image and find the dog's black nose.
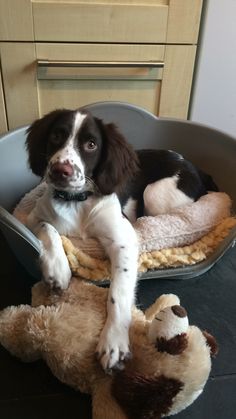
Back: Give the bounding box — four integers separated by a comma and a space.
50, 162, 74, 180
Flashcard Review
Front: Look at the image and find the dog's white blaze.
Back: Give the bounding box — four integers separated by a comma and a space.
73, 111, 86, 136
144, 175, 194, 216
50, 111, 86, 183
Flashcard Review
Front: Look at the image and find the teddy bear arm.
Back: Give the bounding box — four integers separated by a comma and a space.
145, 293, 180, 321
0, 304, 46, 362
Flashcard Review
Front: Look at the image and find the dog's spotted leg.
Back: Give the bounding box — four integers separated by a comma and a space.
28, 220, 71, 290
90, 201, 139, 371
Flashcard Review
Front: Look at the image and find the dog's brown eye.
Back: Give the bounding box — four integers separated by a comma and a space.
84, 140, 97, 152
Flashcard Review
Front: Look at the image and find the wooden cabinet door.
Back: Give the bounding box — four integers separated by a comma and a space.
36, 43, 165, 119
0, 42, 196, 129
0, 43, 39, 129
32, 1, 168, 43
159, 45, 197, 118
0, 0, 202, 44
0, 0, 202, 130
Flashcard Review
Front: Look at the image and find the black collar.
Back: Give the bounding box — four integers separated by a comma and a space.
53, 189, 93, 202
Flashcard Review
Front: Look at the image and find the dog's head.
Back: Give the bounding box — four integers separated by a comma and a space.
26, 109, 139, 195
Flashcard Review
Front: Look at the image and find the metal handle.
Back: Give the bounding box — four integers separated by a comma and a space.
37, 59, 164, 80
38, 60, 164, 68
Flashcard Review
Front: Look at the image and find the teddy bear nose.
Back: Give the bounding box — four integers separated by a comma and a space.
50, 162, 74, 180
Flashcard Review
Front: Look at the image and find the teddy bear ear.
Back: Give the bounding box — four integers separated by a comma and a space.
202, 331, 218, 356
111, 371, 183, 419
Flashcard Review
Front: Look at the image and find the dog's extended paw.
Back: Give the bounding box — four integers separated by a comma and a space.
40, 251, 71, 290
96, 321, 132, 372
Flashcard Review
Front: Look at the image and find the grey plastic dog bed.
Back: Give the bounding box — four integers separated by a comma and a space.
0, 101, 236, 282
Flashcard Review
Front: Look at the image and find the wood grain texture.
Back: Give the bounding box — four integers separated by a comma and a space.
159, 45, 197, 119
33, 2, 168, 43
36, 43, 164, 116
0, 43, 39, 129
167, 0, 203, 44
0, 0, 33, 41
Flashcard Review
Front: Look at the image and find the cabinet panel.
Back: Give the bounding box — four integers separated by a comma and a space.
0, 43, 39, 128
0, 68, 7, 134
33, 2, 168, 43
39, 79, 161, 116
0, 0, 33, 41
36, 43, 165, 63
1, 42, 197, 128
1, 43, 166, 128
36, 43, 163, 116
159, 45, 197, 119
0, 0, 203, 45
167, 0, 203, 44
0, 1, 202, 131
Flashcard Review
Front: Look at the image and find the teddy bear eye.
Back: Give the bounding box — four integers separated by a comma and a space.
84, 140, 97, 152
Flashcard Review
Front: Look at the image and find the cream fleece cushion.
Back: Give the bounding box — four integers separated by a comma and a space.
135, 192, 232, 253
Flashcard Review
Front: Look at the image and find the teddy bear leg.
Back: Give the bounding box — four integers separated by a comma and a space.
145, 294, 180, 321
32, 277, 81, 307
0, 305, 41, 362
92, 380, 127, 419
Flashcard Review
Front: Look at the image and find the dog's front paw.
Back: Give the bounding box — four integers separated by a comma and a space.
96, 321, 132, 372
40, 251, 71, 290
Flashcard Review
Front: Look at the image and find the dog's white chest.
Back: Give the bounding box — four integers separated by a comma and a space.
31, 191, 96, 238
50, 201, 86, 236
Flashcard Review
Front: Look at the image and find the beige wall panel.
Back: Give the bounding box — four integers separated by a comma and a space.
159, 45, 197, 119
0, 69, 7, 134
167, 0, 203, 44
0, 0, 34, 41
0, 43, 39, 129
33, 2, 168, 43
38, 79, 161, 116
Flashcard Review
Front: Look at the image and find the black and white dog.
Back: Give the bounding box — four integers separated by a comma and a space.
25, 108, 217, 371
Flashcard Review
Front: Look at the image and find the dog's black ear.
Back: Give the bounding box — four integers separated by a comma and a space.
93, 118, 139, 195
26, 109, 67, 177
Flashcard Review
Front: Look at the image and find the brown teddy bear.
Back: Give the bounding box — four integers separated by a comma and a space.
0, 278, 217, 419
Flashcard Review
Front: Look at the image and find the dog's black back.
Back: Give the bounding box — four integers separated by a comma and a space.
119, 149, 218, 218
